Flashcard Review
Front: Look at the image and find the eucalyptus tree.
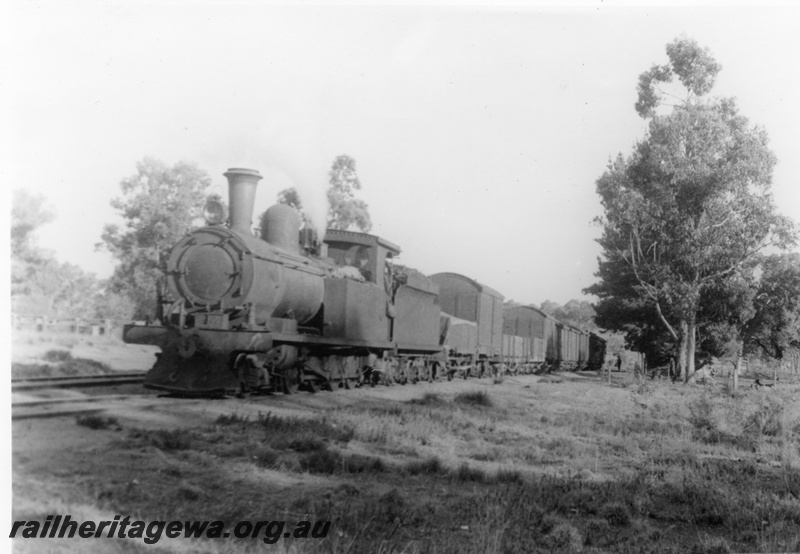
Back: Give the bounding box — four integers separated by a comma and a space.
100, 158, 211, 319
744, 253, 800, 360
587, 37, 795, 380
326, 155, 372, 232
275, 155, 372, 233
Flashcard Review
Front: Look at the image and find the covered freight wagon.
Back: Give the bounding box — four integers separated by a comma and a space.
588, 332, 607, 371
503, 305, 560, 370
430, 273, 504, 357
502, 305, 547, 373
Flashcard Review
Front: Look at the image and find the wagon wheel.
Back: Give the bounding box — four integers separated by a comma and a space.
281, 368, 300, 395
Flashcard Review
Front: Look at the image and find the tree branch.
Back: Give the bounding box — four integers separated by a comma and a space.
654, 300, 679, 341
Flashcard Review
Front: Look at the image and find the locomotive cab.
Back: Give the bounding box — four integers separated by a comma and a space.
318, 231, 399, 343
324, 230, 399, 290
321, 230, 440, 351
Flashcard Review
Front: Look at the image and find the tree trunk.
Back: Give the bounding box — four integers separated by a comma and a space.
685, 314, 697, 382
677, 319, 688, 381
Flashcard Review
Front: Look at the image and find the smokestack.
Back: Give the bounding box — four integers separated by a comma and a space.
224, 168, 262, 235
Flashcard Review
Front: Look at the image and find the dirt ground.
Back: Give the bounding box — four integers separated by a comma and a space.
9, 334, 800, 553
11, 331, 159, 372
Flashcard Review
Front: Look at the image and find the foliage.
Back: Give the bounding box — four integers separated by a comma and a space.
11, 190, 55, 304
453, 390, 493, 408
540, 299, 598, 331
635, 36, 722, 118
326, 154, 372, 232
76, 415, 119, 430
275, 154, 372, 233
743, 253, 800, 359
11, 189, 54, 261
593, 293, 675, 365
92, 289, 138, 321
10, 190, 117, 318
587, 36, 796, 379
99, 158, 210, 319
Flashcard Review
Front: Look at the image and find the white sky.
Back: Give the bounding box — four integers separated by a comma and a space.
3, 1, 800, 306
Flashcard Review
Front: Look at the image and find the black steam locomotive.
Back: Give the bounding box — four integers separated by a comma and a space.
123, 167, 605, 395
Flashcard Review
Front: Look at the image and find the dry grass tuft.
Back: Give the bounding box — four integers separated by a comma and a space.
75, 415, 119, 431
453, 390, 493, 408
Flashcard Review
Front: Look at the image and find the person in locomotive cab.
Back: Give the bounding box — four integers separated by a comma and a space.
357, 255, 372, 282
344, 246, 372, 282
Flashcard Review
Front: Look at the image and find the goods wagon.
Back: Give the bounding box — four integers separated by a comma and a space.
430, 272, 503, 378
588, 332, 607, 370
502, 305, 547, 373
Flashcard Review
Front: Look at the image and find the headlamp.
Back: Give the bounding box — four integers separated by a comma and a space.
203, 196, 228, 225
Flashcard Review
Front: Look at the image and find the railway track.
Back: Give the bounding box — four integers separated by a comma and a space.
11, 372, 146, 392
11, 372, 150, 420
11, 395, 134, 421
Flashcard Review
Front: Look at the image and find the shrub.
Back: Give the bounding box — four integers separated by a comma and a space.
408, 392, 445, 407
493, 468, 524, 484
600, 501, 631, 526
743, 398, 784, 437
585, 519, 611, 547
688, 395, 716, 432
543, 523, 583, 551
44, 349, 72, 362
299, 447, 341, 474
454, 390, 493, 408
405, 457, 443, 475
343, 454, 386, 474
691, 536, 731, 554
253, 446, 280, 468
282, 435, 327, 452
455, 462, 486, 482
256, 412, 355, 443
215, 412, 249, 426
129, 428, 192, 451
378, 489, 405, 523
76, 415, 119, 430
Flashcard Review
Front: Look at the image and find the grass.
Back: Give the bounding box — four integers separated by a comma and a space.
17, 374, 800, 553
75, 415, 119, 430
453, 390, 493, 408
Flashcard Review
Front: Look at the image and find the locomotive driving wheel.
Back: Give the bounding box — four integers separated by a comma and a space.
280, 368, 300, 395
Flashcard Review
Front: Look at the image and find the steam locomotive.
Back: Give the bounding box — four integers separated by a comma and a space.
123, 168, 606, 395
